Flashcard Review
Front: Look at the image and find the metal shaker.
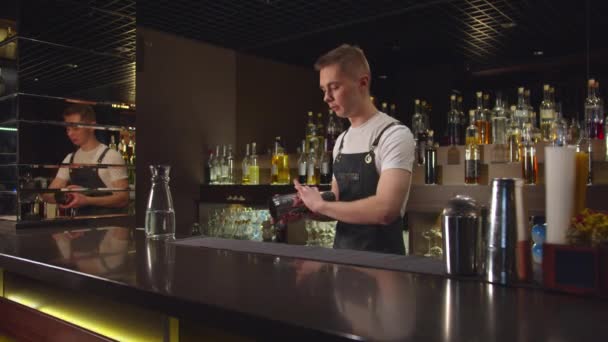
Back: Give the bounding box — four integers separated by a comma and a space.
441, 195, 482, 275
485, 178, 529, 284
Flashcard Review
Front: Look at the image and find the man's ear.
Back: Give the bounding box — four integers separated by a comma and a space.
359, 74, 370, 88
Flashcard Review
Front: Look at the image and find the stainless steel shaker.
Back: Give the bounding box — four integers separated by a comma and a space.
441, 195, 482, 275
485, 178, 529, 284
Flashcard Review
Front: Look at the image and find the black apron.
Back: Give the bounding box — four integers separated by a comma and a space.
333, 121, 406, 255
68, 147, 125, 216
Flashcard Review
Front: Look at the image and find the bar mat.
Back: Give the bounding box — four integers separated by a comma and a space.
172, 237, 445, 276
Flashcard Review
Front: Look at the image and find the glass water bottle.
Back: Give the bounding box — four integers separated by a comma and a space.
145, 165, 176, 239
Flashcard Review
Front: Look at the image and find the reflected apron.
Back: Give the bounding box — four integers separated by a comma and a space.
68, 147, 126, 216
333, 122, 405, 255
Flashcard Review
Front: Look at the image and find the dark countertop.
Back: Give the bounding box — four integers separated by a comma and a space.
1, 224, 607, 341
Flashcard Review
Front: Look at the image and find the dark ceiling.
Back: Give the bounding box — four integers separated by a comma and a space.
6, 0, 136, 103
139, 0, 608, 73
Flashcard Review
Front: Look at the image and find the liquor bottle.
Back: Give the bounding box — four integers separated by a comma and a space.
421, 100, 431, 130
594, 81, 604, 139
492, 92, 509, 163
447, 95, 460, 145
249, 142, 260, 185
540, 84, 556, 142
521, 124, 538, 184
109, 135, 118, 151
320, 140, 332, 185
389, 104, 397, 118
457, 96, 466, 144
465, 110, 480, 184
298, 140, 307, 184
226, 144, 235, 184
207, 151, 215, 184
483, 93, 493, 143
326, 110, 340, 151
316, 112, 325, 157
567, 118, 581, 146
305, 111, 318, 154
474, 92, 490, 145
118, 135, 128, 162
271, 137, 281, 184
550, 103, 568, 146
220, 145, 229, 184
241, 143, 250, 185
212, 145, 221, 184
126, 133, 135, 164
412, 99, 426, 165
585, 79, 602, 139
507, 109, 522, 163
306, 147, 319, 185
424, 130, 437, 184
514, 87, 529, 129
278, 141, 290, 185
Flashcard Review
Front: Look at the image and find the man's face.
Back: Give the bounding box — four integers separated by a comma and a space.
319, 64, 368, 118
64, 113, 95, 147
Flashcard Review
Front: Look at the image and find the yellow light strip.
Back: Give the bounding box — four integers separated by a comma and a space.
0, 268, 4, 297
4, 279, 171, 342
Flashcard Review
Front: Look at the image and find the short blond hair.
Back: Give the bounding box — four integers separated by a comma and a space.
314, 44, 371, 82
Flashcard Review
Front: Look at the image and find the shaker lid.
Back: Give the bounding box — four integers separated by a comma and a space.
441, 195, 479, 217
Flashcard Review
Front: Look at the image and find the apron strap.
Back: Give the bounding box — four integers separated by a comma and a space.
370, 121, 403, 150
97, 147, 111, 164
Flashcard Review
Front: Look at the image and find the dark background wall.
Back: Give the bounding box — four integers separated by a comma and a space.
136, 28, 328, 231
136, 28, 237, 231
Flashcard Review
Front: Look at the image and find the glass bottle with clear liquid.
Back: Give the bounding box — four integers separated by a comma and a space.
550, 103, 568, 147
492, 92, 509, 162
585, 79, 602, 139
145, 165, 176, 239
514, 87, 529, 128
412, 99, 426, 164
447, 95, 461, 145
540, 84, 556, 141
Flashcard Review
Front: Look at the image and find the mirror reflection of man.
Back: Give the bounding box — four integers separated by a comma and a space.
42, 104, 128, 216
295, 44, 415, 255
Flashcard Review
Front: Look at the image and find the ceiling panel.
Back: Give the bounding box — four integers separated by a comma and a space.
139, 0, 608, 71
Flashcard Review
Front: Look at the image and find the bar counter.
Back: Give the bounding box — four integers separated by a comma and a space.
1, 223, 607, 341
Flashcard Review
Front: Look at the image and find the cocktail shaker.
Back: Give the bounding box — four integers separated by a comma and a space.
485, 178, 529, 284
441, 195, 482, 275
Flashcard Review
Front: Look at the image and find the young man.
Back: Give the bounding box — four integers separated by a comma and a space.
44, 104, 129, 216
294, 44, 415, 254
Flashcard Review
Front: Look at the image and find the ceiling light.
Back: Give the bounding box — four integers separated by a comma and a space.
65, 63, 79, 69
533, 50, 544, 56
500, 22, 516, 29
378, 75, 388, 80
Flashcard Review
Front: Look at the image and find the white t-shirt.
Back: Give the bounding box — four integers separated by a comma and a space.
332, 112, 415, 216
56, 144, 128, 187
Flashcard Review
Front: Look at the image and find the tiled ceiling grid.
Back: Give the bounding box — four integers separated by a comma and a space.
16, 0, 136, 103
139, 0, 608, 70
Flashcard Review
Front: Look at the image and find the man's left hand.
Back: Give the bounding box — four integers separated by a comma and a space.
294, 180, 325, 213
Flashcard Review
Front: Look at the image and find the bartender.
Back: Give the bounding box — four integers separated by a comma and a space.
43, 104, 129, 215
294, 44, 415, 254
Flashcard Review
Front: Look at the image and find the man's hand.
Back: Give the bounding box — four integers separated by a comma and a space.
294, 179, 325, 213
60, 192, 90, 209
